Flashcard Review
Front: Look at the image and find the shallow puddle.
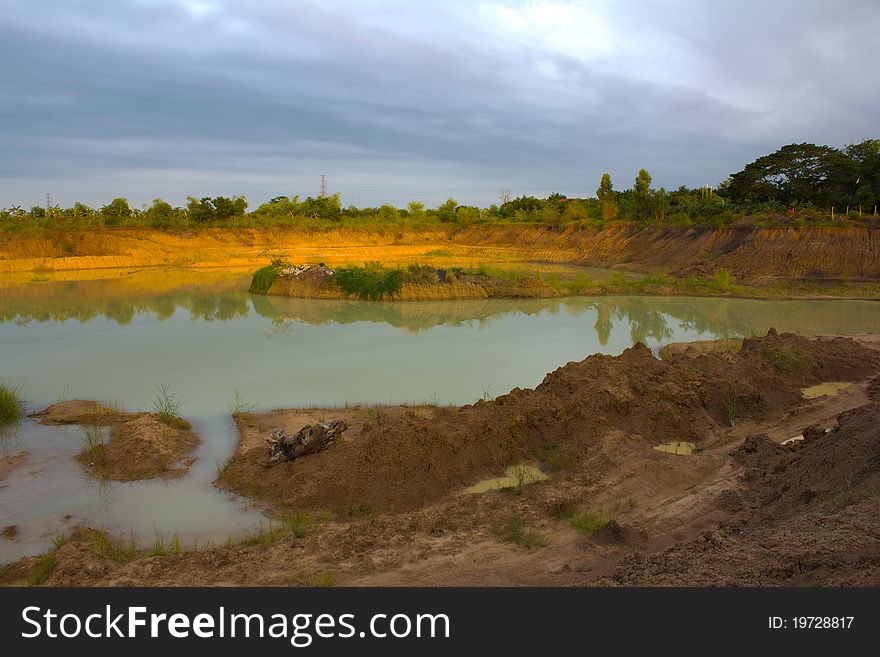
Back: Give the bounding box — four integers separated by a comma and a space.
653, 441, 696, 455
460, 465, 548, 494
801, 382, 852, 399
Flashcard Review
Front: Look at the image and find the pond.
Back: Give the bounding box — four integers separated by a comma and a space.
2, 270, 879, 562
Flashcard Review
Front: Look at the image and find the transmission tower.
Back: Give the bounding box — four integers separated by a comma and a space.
46, 193, 52, 213
320, 175, 328, 197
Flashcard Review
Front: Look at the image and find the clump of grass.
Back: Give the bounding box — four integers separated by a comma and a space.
50, 532, 67, 550
151, 383, 183, 421
240, 521, 285, 546
228, 389, 256, 415
89, 530, 139, 562
150, 532, 181, 557
215, 457, 233, 483
287, 513, 311, 538
304, 569, 335, 587
569, 510, 608, 535
334, 262, 403, 300
0, 382, 24, 425
80, 423, 108, 469
28, 553, 55, 586
493, 513, 546, 549
249, 256, 288, 294
723, 380, 739, 427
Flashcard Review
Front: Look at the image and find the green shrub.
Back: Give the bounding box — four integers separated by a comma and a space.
249, 257, 288, 294
334, 262, 403, 300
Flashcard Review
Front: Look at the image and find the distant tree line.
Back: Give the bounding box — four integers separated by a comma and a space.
2, 139, 878, 231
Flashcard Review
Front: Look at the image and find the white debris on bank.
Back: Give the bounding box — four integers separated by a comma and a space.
279, 264, 336, 278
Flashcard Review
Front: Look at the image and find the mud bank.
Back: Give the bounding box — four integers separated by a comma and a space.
217, 330, 880, 515
3, 224, 879, 283
3, 332, 879, 587
32, 400, 199, 482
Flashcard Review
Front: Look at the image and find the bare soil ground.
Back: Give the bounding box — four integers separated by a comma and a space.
2, 331, 880, 586
31, 400, 199, 482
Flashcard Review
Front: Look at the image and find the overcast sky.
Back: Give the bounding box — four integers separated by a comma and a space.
1, 0, 878, 209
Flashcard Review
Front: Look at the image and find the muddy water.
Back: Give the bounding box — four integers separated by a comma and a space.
2, 271, 880, 562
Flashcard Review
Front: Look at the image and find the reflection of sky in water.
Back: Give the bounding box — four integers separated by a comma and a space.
2, 276, 880, 562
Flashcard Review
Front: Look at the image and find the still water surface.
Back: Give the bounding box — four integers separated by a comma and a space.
1, 271, 879, 562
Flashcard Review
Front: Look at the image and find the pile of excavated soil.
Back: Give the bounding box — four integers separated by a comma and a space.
33, 401, 199, 482
219, 331, 880, 514
612, 381, 880, 586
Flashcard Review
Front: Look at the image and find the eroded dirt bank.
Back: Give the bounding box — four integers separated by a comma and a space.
31, 400, 199, 482
3, 331, 880, 586
3, 224, 879, 282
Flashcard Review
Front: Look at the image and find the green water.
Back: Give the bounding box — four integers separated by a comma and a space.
1, 272, 879, 563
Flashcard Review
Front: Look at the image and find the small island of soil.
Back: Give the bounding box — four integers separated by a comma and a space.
256, 263, 558, 301
31, 400, 199, 482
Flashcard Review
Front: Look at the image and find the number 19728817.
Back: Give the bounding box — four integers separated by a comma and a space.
769, 616, 854, 629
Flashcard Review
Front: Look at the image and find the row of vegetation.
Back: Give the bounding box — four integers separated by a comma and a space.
3, 140, 878, 233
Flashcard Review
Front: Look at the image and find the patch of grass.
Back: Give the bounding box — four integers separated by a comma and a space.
761, 343, 807, 372
215, 457, 233, 483
305, 569, 335, 587
28, 553, 55, 586
423, 249, 452, 257
80, 423, 108, 469
88, 530, 139, 562
50, 532, 67, 550
228, 389, 256, 415
287, 513, 311, 538
240, 521, 285, 546
0, 382, 24, 425
493, 513, 546, 549
151, 383, 183, 421
334, 262, 404, 300
249, 257, 288, 294
569, 510, 608, 535
534, 442, 578, 472
150, 532, 181, 557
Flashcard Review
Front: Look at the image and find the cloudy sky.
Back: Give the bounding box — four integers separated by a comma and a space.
1, 0, 878, 209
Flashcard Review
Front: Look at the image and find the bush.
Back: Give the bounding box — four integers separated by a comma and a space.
334, 262, 403, 300
249, 257, 288, 294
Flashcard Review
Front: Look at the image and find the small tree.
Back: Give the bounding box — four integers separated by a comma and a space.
634, 169, 653, 220
597, 173, 619, 222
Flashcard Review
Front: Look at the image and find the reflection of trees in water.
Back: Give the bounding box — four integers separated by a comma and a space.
4, 276, 880, 342
0, 281, 250, 325
256, 293, 880, 342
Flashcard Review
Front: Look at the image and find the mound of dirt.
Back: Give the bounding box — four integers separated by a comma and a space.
220, 332, 880, 515
613, 387, 880, 586
35, 401, 199, 482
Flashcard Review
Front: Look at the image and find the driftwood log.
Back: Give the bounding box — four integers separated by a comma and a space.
265, 419, 348, 466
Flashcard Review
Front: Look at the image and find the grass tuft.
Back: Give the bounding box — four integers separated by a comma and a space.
151, 383, 183, 421
0, 382, 24, 425
493, 513, 546, 549
28, 553, 55, 586
569, 510, 608, 535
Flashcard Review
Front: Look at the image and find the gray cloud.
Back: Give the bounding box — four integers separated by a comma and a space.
1, 0, 877, 208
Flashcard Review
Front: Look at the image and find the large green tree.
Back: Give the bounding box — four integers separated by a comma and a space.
725, 143, 855, 208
